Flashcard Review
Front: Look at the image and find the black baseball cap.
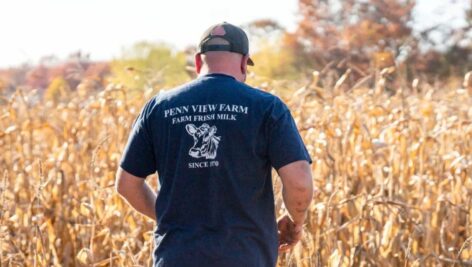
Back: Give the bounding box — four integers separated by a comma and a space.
197, 22, 254, 66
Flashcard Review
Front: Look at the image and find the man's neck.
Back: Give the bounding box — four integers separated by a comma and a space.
199, 68, 243, 82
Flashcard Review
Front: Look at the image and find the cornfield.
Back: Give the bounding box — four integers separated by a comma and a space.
1, 71, 472, 266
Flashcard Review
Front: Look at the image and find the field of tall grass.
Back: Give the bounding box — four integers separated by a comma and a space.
1, 71, 472, 266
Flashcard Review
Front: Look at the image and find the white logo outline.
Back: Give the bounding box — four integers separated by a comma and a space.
185, 123, 221, 160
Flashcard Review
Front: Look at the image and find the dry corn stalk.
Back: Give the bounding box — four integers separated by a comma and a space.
0, 73, 471, 267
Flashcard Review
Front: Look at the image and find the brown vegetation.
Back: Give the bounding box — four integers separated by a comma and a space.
1, 70, 472, 266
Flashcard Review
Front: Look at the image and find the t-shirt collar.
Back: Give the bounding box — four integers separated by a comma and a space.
201, 73, 236, 80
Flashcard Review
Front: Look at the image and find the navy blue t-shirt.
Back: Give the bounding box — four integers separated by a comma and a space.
120, 73, 312, 267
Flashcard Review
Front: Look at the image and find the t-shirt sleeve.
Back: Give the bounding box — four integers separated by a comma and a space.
120, 99, 157, 178
267, 101, 312, 170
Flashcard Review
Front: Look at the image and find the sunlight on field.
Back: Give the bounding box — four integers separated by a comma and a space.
1, 72, 472, 266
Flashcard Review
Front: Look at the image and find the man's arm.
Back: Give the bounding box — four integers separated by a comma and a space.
276, 160, 313, 252
115, 167, 157, 221
277, 160, 313, 225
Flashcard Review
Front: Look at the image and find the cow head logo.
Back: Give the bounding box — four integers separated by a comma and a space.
185, 123, 221, 159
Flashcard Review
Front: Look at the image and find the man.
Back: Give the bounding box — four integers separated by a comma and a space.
116, 22, 314, 267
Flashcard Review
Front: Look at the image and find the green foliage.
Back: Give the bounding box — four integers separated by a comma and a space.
250, 38, 301, 81
110, 42, 190, 90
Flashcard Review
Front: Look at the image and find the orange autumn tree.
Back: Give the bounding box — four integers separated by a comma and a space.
296, 0, 416, 72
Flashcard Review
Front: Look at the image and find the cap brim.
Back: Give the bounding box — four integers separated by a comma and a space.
248, 57, 255, 66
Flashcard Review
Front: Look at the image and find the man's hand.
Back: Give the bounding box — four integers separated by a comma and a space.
277, 160, 313, 236
277, 215, 303, 253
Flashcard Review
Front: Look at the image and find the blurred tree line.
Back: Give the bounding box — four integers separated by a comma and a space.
247, 0, 471, 82
0, 52, 111, 101
0, 0, 470, 96
0, 45, 190, 101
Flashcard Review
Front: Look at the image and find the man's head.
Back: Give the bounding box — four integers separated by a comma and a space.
195, 22, 254, 82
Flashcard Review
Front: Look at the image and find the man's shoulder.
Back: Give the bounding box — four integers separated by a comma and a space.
238, 81, 273, 97
155, 79, 199, 104
153, 78, 286, 115
234, 81, 287, 109
136, 81, 196, 118
156, 78, 277, 100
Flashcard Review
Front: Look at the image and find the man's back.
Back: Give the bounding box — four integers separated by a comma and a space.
120, 73, 311, 266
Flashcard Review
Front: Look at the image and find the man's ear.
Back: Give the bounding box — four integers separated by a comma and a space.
195, 53, 203, 74
240, 55, 249, 75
